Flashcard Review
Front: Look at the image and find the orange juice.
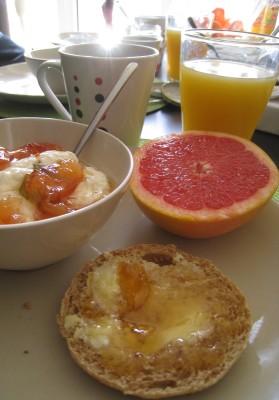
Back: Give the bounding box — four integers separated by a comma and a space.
166, 28, 181, 80
180, 59, 276, 140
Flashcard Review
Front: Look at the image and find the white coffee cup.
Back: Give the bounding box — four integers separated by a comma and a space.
37, 43, 158, 147
121, 35, 162, 52
121, 35, 162, 74
25, 46, 65, 94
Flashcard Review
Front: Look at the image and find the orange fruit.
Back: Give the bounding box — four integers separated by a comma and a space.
130, 131, 279, 238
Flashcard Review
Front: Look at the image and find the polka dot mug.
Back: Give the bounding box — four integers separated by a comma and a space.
37, 43, 158, 147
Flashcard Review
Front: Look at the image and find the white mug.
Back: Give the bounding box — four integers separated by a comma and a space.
121, 35, 162, 74
121, 35, 162, 52
37, 43, 158, 147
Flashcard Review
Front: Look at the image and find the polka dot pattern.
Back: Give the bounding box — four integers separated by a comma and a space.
95, 77, 103, 85
76, 109, 83, 118
95, 93, 104, 103
71, 74, 106, 121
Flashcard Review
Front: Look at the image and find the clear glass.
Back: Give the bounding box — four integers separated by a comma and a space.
166, 14, 213, 81
180, 29, 279, 140
166, 15, 186, 81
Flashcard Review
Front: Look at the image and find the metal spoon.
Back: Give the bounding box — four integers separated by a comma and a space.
73, 62, 138, 156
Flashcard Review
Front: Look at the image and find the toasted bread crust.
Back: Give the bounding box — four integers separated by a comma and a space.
57, 244, 252, 399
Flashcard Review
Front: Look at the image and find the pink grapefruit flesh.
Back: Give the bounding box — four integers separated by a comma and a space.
130, 131, 279, 238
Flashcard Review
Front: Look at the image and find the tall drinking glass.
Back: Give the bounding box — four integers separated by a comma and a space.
166, 15, 186, 81
180, 29, 279, 140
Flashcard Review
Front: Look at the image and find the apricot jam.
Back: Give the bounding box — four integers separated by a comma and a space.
0, 142, 111, 223
78, 260, 211, 357
0, 196, 29, 224
20, 158, 84, 217
0, 142, 61, 169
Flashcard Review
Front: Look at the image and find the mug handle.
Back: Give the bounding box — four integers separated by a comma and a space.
37, 60, 72, 121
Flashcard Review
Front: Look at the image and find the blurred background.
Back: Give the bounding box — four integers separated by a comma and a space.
2, 0, 170, 49
0, 0, 279, 50
2, 0, 277, 51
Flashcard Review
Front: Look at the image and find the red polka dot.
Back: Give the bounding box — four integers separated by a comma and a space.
73, 75, 78, 81
75, 98, 81, 105
95, 77, 103, 85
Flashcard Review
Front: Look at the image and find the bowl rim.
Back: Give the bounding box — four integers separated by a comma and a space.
0, 117, 133, 230
24, 46, 60, 60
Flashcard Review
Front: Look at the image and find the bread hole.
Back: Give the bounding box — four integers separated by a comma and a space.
143, 253, 173, 266
73, 305, 80, 314
150, 379, 177, 388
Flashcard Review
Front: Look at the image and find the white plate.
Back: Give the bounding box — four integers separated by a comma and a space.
0, 62, 67, 104
0, 190, 278, 400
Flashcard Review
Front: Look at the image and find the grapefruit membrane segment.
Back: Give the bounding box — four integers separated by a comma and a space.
130, 131, 279, 238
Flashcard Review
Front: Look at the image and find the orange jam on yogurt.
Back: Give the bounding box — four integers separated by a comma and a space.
0, 142, 111, 223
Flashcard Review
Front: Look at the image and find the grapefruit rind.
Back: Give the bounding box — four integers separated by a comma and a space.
130, 132, 279, 239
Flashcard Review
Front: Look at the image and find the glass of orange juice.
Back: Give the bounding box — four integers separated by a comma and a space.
180, 29, 279, 140
166, 14, 213, 81
166, 15, 187, 81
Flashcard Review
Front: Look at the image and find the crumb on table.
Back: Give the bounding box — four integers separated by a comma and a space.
22, 301, 32, 310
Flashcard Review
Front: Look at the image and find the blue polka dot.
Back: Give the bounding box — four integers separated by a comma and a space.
74, 86, 79, 93
95, 93, 104, 103
76, 109, 83, 118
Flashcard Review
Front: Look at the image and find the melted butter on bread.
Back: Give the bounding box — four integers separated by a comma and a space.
65, 255, 213, 355
58, 244, 252, 398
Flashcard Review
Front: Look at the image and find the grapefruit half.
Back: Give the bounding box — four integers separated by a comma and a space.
130, 131, 279, 238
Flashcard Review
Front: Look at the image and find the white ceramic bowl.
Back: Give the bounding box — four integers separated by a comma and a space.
0, 118, 133, 270
25, 47, 65, 94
